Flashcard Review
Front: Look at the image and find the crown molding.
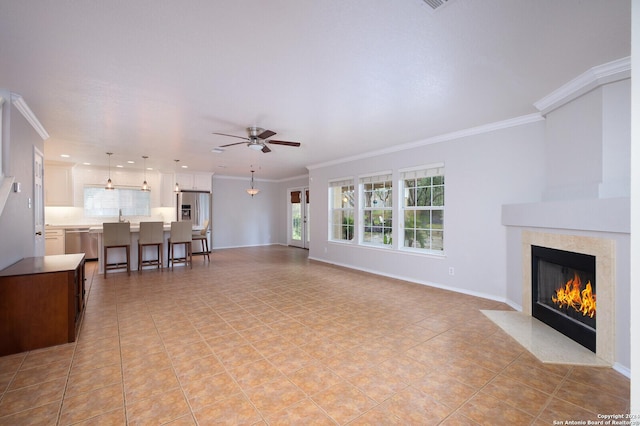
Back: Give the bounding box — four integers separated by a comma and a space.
534, 56, 631, 116
213, 173, 308, 183
307, 113, 543, 171
10, 93, 49, 140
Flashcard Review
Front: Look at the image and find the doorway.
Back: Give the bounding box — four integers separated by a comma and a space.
289, 187, 309, 249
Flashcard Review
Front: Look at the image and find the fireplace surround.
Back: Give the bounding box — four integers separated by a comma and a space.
531, 245, 596, 351
522, 230, 615, 365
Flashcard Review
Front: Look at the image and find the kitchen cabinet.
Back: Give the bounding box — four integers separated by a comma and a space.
175, 172, 212, 192
160, 173, 177, 207
0, 254, 85, 356
45, 228, 65, 255
44, 163, 73, 206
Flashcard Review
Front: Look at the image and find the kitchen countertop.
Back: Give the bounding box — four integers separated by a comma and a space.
46, 223, 205, 234
88, 223, 204, 233
89, 224, 172, 233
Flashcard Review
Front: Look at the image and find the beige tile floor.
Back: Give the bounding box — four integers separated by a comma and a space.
0, 246, 630, 425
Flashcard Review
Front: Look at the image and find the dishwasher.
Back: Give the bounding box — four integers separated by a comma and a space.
65, 228, 99, 260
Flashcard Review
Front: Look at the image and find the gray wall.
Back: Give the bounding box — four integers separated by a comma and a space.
0, 92, 44, 270
211, 175, 282, 249
210, 174, 310, 249
308, 120, 546, 300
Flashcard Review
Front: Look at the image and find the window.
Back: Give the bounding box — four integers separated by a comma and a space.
329, 179, 355, 241
360, 173, 392, 247
401, 164, 445, 253
84, 186, 150, 217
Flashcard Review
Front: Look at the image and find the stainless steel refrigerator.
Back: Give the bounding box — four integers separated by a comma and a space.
177, 190, 211, 230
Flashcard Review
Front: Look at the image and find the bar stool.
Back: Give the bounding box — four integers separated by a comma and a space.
103, 222, 131, 278
192, 219, 210, 262
138, 221, 164, 271
167, 221, 192, 269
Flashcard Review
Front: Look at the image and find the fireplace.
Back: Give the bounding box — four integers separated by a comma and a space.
532, 245, 596, 352
520, 231, 615, 365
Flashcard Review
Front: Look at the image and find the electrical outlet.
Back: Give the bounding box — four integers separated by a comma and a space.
449, 267, 455, 276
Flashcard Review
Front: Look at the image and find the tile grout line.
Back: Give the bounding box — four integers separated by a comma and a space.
54, 262, 94, 426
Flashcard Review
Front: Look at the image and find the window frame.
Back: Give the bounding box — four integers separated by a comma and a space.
399, 163, 445, 255
328, 178, 355, 243
359, 172, 393, 248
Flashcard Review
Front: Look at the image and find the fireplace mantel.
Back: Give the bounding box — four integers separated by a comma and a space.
502, 197, 629, 234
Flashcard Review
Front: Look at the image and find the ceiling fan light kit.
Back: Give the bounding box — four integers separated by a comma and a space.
213, 127, 301, 154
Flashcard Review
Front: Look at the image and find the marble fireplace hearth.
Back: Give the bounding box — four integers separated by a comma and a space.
484, 230, 615, 367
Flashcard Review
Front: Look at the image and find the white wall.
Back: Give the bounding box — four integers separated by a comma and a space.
0, 93, 45, 270
308, 120, 546, 301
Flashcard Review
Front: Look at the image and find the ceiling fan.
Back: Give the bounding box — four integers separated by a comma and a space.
212, 126, 301, 153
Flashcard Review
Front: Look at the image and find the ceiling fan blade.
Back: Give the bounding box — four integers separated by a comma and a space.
267, 140, 301, 147
218, 141, 247, 148
212, 132, 249, 141
261, 145, 272, 153
257, 129, 276, 140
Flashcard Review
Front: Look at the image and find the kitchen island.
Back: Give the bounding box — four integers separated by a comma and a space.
90, 223, 206, 273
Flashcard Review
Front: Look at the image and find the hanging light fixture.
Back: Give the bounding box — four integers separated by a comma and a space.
141, 155, 150, 191
246, 169, 260, 197
105, 152, 114, 190
174, 159, 180, 193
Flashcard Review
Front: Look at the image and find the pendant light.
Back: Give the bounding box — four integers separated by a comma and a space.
105, 152, 114, 190
174, 159, 180, 193
246, 169, 260, 197
141, 155, 150, 191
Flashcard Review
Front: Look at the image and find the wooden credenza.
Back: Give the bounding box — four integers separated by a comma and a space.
0, 254, 85, 356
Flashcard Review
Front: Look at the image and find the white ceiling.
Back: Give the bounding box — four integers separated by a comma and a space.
0, 0, 631, 180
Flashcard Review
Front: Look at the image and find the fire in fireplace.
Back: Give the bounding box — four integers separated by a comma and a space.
531, 245, 596, 351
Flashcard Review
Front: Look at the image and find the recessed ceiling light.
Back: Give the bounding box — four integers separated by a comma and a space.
181, 165, 188, 169
116, 165, 123, 168
60, 154, 70, 158
127, 160, 135, 164
146, 167, 153, 171
211, 148, 224, 154
83, 162, 91, 166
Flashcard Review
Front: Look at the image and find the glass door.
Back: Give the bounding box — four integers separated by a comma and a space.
289, 187, 309, 249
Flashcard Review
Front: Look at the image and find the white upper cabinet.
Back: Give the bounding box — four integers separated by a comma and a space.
44, 162, 73, 206
160, 173, 177, 207
175, 172, 212, 192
